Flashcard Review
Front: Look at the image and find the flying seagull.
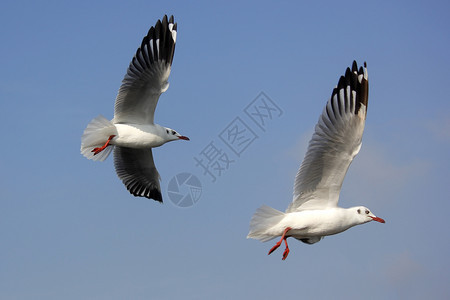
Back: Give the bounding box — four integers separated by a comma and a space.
80, 15, 189, 202
247, 61, 385, 260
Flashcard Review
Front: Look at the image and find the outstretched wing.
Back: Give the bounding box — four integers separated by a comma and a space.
287, 61, 369, 212
114, 146, 162, 202
113, 15, 177, 125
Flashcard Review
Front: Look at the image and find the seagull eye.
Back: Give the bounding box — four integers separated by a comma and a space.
365, 210, 369, 214
172, 130, 176, 135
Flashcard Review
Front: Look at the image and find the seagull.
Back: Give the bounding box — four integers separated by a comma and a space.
80, 15, 189, 202
247, 61, 385, 260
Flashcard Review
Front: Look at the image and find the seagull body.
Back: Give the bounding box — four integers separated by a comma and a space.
80, 15, 188, 202
247, 61, 385, 260
113, 124, 184, 148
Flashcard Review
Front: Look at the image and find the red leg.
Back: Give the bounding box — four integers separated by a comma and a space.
92, 135, 116, 155
268, 240, 282, 255
282, 236, 290, 260
268, 227, 292, 259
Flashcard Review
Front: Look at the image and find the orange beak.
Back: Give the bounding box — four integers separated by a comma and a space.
370, 216, 385, 223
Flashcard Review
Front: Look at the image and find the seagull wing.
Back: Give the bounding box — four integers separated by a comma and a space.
113, 15, 177, 125
287, 61, 369, 212
114, 146, 162, 202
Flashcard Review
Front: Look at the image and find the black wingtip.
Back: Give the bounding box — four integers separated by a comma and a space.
154, 19, 161, 36
123, 15, 177, 88
148, 189, 163, 202
353, 61, 369, 115
329, 61, 369, 118
147, 26, 154, 38
352, 60, 358, 73
344, 67, 352, 80
142, 16, 176, 65
129, 188, 163, 202
337, 74, 347, 89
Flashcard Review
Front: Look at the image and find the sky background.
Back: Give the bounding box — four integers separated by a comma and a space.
1, 0, 449, 299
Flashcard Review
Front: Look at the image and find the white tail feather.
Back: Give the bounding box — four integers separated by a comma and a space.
247, 205, 285, 242
80, 115, 117, 161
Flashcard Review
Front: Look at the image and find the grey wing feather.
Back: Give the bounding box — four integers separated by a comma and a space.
114, 146, 162, 202
287, 61, 369, 212
113, 15, 177, 125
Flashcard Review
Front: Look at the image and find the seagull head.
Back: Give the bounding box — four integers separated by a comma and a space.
164, 127, 190, 142
355, 206, 385, 224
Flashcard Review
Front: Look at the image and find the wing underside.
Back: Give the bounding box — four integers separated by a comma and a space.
287, 61, 369, 213
114, 146, 162, 202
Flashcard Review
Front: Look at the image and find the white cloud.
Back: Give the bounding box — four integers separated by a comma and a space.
383, 251, 423, 285
342, 139, 431, 208
284, 128, 314, 162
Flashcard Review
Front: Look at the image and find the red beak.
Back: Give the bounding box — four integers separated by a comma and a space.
179, 136, 190, 141
370, 216, 385, 223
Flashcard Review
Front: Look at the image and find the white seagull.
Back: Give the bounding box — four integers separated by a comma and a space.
247, 61, 385, 260
80, 15, 189, 202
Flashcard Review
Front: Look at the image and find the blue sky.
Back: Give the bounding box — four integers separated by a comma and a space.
1, 0, 449, 299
